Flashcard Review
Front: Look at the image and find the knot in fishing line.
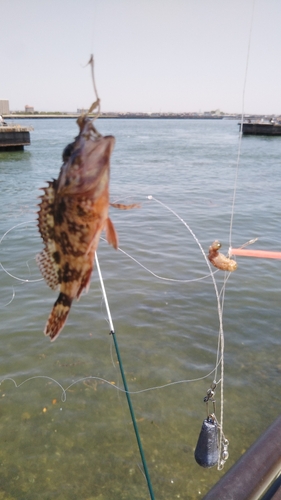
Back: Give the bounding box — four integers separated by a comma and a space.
204, 388, 215, 401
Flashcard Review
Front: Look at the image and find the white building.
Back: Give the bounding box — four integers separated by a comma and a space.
0, 100, 9, 115
25, 105, 34, 113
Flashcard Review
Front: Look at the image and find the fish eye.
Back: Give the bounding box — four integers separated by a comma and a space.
62, 142, 75, 162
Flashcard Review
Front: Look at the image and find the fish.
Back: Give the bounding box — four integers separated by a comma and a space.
208, 240, 237, 272
37, 113, 137, 341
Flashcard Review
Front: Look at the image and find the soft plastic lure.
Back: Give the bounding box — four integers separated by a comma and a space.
208, 240, 237, 272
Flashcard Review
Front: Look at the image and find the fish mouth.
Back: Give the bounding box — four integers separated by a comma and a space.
86, 134, 115, 169
58, 134, 115, 197
80, 135, 115, 191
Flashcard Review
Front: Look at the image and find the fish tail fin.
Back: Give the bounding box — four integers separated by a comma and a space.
44, 293, 72, 341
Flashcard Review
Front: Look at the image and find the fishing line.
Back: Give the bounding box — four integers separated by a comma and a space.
229, 0, 256, 250
112, 193, 230, 467
111, 190, 230, 454
0, 361, 223, 402
2, 287, 15, 307
90, 1, 98, 57
0, 220, 43, 283
107, 194, 220, 283
0, 376, 67, 402
147, 196, 230, 467
112, 194, 229, 402
147, 196, 224, 338
110, 239, 219, 283
215, 0, 256, 468
0, 208, 217, 287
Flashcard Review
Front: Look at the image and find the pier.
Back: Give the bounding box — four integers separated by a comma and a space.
0, 124, 32, 151
240, 121, 281, 136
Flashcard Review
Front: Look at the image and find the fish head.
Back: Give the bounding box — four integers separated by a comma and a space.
57, 128, 115, 198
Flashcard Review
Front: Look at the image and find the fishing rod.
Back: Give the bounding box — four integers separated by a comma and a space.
230, 248, 281, 260
95, 252, 155, 500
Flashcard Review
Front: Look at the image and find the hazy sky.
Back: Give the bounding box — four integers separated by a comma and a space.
1, 0, 281, 114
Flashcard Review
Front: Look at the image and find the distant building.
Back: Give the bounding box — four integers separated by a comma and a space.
0, 100, 10, 115
25, 105, 34, 113
211, 109, 223, 116
77, 108, 88, 114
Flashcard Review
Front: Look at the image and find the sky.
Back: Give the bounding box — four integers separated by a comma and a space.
1, 0, 281, 115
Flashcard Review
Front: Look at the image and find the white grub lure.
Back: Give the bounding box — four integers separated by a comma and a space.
37, 57, 138, 341
208, 240, 237, 272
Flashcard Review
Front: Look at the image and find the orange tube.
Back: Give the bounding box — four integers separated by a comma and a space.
230, 248, 281, 259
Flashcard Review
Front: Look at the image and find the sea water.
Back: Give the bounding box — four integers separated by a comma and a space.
0, 118, 280, 499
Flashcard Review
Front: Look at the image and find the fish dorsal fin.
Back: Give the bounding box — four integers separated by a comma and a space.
105, 217, 118, 249
36, 249, 60, 291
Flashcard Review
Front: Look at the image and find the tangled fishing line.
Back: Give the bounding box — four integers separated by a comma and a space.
0, 197, 227, 399
0, 194, 232, 473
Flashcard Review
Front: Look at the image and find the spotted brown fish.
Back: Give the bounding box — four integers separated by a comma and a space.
37, 114, 137, 341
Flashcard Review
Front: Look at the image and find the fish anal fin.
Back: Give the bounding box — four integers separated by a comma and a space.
76, 267, 93, 299
36, 249, 60, 290
44, 293, 72, 341
105, 218, 118, 249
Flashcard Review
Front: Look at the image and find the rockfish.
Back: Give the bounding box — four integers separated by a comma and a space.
37, 114, 134, 341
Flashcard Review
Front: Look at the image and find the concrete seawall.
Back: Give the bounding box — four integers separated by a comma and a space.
0, 126, 31, 151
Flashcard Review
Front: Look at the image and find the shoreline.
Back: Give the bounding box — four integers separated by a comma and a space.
3, 112, 273, 121
4, 113, 227, 120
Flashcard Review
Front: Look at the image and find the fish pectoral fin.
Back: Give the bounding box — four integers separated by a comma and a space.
105, 218, 118, 249
110, 202, 140, 210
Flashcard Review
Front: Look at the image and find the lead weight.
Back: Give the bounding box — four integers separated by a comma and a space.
194, 415, 219, 468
